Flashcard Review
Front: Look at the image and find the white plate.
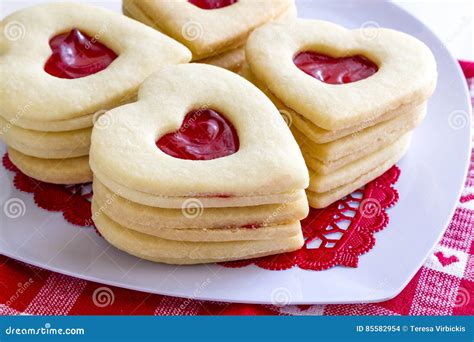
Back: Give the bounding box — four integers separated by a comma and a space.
0, 0, 471, 304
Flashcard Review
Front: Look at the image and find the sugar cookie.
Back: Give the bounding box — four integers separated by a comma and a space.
8, 148, 92, 184
1, 2, 191, 184
0, 2, 191, 124
241, 64, 425, 148
123, 0, 295, 60
91, 200, 302, 242
90, 63, 308, 264
243, 19, 436, 208
292, 105, 426, 163
93, 179, 308, 230
306, 134, 411, 208
0, 116, 90, 159
196, 46, 246, 72
246, 19, 437, 130
90, 64, 308, 199
94, 210, 304, 264
307, 133, 412, 193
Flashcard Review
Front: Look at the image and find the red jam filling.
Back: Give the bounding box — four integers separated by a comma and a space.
293, 52, 378, 84
156, 108, 239, 161
207, 194, 232, 198
242, 223, 262, 229
44, 28, 117, 79
188, 0, 238, 10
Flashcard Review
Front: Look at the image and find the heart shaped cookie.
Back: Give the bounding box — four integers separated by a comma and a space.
123, 0, 296, 71
90, 63, 308, 205
0, 2, 191, 184
246, 19, 437, 130
0, 2, 191, 128
244, 19, 436, 208
90, 64, 309, 264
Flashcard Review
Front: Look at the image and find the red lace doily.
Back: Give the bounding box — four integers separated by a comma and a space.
2, 153, 93, 227
220, 166, 400, 271
2, 152, 400, 271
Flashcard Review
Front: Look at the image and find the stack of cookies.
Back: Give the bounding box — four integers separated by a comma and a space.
90, 64, 309, 264
245, 19, 437, 208
123, 0, 296, 72
0, 3, 191, 184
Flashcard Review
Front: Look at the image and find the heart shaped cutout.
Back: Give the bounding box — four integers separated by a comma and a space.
156, 108, 240, 160
188, 0, 238, 10
44, 28, 118, 79
293, 51, 378, 84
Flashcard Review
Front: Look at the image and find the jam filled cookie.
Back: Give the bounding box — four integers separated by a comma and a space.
0, 116, 91, 159
91, 198, 303, 242
306, 134, 412, 209
0, 3, 191, 184
8, 148, 92, 185
90, 63, 309, 264
245, 19, 437, 208
122, 0, 296, 72
93, 179, 308, 232
291, 105, 426, 173
94, 210, 304, 265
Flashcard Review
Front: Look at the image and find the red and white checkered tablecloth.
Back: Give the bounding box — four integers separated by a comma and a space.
0, 61, 473, 316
